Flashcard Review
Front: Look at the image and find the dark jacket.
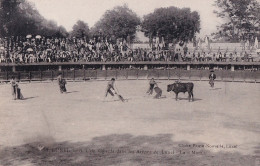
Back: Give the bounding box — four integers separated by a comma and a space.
209, 73, 216, 80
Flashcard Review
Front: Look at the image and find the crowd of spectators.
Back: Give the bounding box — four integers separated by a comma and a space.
0, 35, 259, 64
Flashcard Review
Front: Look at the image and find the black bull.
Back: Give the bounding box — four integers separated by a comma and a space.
167, 83, 194, 101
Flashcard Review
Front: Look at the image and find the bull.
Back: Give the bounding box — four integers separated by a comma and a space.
167, 82, 194, 102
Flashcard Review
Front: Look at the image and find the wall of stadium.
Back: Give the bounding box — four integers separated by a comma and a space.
0, 68, 259, 83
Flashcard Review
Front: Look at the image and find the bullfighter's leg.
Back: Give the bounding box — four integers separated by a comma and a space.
59, 85, 63, 93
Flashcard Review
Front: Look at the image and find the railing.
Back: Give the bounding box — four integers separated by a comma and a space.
0, 69, 259, 83
0, 61, 260, 66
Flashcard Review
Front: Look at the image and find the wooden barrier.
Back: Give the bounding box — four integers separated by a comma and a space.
106, 70, 117, 80
190, 70, 201, 81
41, 71, 53, 80
127, 69, 138, 80
116, 70, 128, 80
244, 71, 257, 83
180, 70, 190, 80
96, 70, 106, 80
147, 69, 159, 79
169, 69, 179, 80
157, 69, 169, 80
233, 71, 244, 82
85, 70, 97, 80
0, 72, 7, 80
75, 70, 84, 80
20, 72, 30, 81
7, 72, 20, 80
31, 71, 41, 81
138, 70, 148, 80
0, 69, 259, 83
214, 70, 223, 81
200, 70, 210, 81
256, 72, 260, 83
222, 71, 234, 82
64, 70, 75, 80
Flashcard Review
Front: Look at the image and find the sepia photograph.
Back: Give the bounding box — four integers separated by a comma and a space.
0, 0, 259, 165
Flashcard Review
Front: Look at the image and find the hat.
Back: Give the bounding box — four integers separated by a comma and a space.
210, 70, 214, 72
111, 78, 115, 81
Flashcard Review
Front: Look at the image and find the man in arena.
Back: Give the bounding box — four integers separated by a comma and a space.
10, 76, 23, 100
146, 78, 157, 95
147, 78, 162, 99
57, 73, 67, 93
10, 76, 17, 100
209, 70, 216, 88
105, 78, 116, 98
104, 78, 125, 102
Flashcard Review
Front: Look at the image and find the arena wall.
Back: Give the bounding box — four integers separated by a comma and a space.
0, 69, 259, 83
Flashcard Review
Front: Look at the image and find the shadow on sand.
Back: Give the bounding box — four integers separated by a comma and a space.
103, 98, 131, 102
209, 88, 222, 91
22, 96, 39, 100
175, 97, 202, 102
0, 134, 258, 166
66, 91, 79, 94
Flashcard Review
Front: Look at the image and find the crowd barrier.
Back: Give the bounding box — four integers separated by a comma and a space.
0, 69, 259, 83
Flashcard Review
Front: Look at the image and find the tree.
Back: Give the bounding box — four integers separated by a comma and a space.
70, 20, 90, 39
0, 0, 23, 37
141, 7, 200, 45
212, 0, 260, 41
0, 0, 68, 37
92, 5, 141, 42
56, 26, 69, 38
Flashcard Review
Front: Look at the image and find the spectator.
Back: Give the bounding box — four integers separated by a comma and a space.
0, 35, 258, 64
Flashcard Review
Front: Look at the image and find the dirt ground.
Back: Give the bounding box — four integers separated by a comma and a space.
0, 80, 259, 166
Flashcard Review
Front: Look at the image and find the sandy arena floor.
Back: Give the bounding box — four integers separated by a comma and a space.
0, 80, 259, 166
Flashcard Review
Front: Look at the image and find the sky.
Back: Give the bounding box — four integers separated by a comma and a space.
27, 0, 224, 37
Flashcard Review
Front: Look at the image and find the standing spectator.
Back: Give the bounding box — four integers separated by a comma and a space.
219, 52, 223, 61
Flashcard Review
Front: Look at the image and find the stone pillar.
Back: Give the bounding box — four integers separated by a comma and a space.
144, 65, 148, 70
231, 65, 235, 71
102, 65, 106, 70
187, 64, 190, 71
12, 66, 16, 72
58, 65, 62, 71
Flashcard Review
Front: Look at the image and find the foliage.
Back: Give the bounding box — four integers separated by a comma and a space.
91, 5, 141, 42
212, 0, 260, 41
70, 20, 90, 39
0, 0, 68, 37
141, 6, 200, 44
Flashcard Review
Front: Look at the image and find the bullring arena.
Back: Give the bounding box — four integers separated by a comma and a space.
0, 78, 259, 165
0, 0, 260, 165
